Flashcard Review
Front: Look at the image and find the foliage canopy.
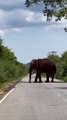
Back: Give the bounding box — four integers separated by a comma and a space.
25, 0, 67, 21
0, 38, 28, 83
47, 51, 67, 82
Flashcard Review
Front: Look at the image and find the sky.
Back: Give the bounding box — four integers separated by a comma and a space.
0, 0, 67, 64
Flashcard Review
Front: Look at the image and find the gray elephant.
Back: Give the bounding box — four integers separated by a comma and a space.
29, 58, 56, 83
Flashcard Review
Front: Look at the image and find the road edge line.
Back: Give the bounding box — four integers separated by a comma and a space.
0, 88, 14, 104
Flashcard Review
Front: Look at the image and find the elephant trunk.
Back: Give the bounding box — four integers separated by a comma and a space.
29, 67, 32, 83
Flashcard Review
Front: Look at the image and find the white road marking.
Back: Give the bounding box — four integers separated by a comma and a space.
62, 98, 67, 103
53, 90, 67, 103
53, 89, 67, 103
0, 88, 14, 104
47, 84, 67, 104
56, 93, 61, 97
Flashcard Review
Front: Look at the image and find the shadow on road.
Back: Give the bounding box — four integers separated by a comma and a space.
20, 81, 29, 83
20, 80, 44, 83
55, 86, 67, 89
53, 81, 63, 83
20, 80, 63, 84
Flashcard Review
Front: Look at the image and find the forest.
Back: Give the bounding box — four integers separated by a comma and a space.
0, 38, 28, 86
47, 51, 67, 82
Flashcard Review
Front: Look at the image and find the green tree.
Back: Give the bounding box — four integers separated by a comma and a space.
2, 46, 17, 62
47, 51, 67, 82
47, 51, 60, 64
60, 51, 67, 81
25, 0, 67, 24
0, 36, 3, 57
0, 38, 28, 83
47, 51, 60, 79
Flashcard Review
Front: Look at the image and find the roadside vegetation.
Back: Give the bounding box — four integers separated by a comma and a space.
47, 51, 67, 82
0, 37, 28, 88
0, 36, 67, 89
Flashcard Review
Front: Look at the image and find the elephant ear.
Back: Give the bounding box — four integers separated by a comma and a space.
34, 59, 39, 69
31, 59, 36, 65
31, 59, 37, 68
31, 59, 35, 63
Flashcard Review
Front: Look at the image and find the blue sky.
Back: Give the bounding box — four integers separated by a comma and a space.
0, 0, 67, 63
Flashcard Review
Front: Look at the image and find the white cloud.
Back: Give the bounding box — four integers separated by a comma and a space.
25, 11, 46, 23
0, 0, 25, 11
44, 17, 67, 30
0, 30, 5, 36
0, 0, 67, 35
25, 11, 34, 22
2, 28, 24, 35
0, 8, 47, 30
13, 28, 22, 33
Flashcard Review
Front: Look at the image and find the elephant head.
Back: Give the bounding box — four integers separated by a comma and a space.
29, 59, 38, 83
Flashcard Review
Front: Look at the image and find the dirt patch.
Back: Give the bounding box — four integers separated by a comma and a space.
0, 80, 20, 100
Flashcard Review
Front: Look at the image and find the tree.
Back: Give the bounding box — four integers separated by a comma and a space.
25, 0, 67, 22
47, 51, 67, 82
0, 38, 28, 83
47, 51, 60, 64
0, 36, 3, 56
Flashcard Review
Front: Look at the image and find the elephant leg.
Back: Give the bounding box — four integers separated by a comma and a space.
45, 75, 49, 82
39, 74, 42, 83
34, 74, 38, 83
51, 76, 54, 82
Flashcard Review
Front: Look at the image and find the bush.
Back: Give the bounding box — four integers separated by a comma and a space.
0, 38, 28, 84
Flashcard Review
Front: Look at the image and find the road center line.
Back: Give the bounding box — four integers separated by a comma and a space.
62, 98, 67, 103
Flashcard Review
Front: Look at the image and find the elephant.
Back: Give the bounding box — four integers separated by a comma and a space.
29, 58, 56, 83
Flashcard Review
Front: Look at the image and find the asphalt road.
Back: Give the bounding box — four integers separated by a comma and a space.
0, 75, 67, 120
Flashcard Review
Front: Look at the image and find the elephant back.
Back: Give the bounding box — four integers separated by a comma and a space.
38, 58, 56, 75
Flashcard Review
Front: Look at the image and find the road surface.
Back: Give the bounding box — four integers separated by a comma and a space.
0, 75, 67, 120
